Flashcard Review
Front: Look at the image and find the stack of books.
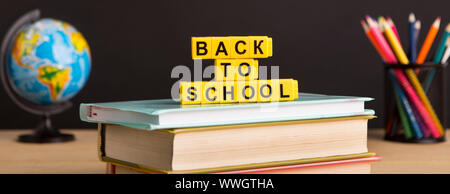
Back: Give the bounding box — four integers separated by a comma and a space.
80, 93, 380, 174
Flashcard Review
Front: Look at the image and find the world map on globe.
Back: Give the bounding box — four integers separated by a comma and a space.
7, 18, 91, 105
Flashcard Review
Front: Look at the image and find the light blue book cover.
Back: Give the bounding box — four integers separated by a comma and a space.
80, 93, 375, 130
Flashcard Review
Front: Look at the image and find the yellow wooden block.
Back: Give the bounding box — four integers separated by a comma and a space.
180, 81, 203, 104
235, 59, 258, 81
201, 81, 223, 104
249, 36, 271, 58
277, 79, 298, 101
214, 59, 236, 81
257, 79, 279, 102
222, 81, 237, 103
236, 80, 258, 103
211, 37, 231, 59
215, 59, 258, 81
191, 37, 212, 59
230, 37, 250, 58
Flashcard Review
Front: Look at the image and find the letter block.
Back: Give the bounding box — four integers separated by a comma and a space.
180, 81, 203, 104
222, 81, 237, 103
211, 37, 231, 59
249, 36, 272, 58
191, 37, 212, 59
257, 79, 277, 102
277, 79, 299, 101
237, 81, 258, 102
201, 81, 223, 104
230, 37, 250, 58
215, 59, 258, 81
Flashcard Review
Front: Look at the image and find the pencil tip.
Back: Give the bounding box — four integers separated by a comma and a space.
409, 13, 415, 22
386, 17, 394, 25
415, 20, 421, 29
365, 15, 376, 26
433, 17, 441, 27
361, 20, 369, 31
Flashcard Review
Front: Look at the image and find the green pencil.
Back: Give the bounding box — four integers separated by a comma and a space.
423, 23, 450, 91
394, 90, 413, 139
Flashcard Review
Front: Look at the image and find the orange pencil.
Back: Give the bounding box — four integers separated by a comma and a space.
361, 20, 389, 62
415, 17, 441, 70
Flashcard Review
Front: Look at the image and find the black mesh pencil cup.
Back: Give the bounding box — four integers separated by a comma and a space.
384, 62, 446, 143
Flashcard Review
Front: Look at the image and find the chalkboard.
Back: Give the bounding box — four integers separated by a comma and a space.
0, 0, 449, 129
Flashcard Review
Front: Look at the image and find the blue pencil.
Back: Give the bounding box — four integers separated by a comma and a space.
389, 71, 423, 138
409, 13, 417, 62
412, 104, 431, 137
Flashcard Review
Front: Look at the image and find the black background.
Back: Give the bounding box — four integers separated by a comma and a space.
1, 0, 449, 129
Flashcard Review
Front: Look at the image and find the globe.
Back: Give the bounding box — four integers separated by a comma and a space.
6, 18, 91, 105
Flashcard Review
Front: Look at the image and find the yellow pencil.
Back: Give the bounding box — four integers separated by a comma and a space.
377, 16, 386, 32
382, 20, 409, 64
382, 20, 445, 136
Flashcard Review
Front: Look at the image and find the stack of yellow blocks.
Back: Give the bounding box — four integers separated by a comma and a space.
180, 36, 299, 104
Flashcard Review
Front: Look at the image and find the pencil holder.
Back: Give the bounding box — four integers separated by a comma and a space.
384, 62, 447, 143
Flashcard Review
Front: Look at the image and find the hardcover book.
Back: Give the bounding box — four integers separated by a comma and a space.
106, 154, 381, 174
81, 93, 374, 130
98, 115, 375, 173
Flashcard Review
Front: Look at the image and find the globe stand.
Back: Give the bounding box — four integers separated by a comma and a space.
0, 9, 76, 143
18, 115, 75, 143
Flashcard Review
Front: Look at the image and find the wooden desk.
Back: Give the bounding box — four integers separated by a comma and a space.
0, 129, 449, 174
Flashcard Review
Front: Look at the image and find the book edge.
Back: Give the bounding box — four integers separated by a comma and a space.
100, 152, 377, 174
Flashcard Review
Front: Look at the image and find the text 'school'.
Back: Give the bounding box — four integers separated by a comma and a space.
180, 79, 298, 104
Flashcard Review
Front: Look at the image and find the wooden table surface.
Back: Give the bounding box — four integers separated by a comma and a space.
0, 129, 449, 174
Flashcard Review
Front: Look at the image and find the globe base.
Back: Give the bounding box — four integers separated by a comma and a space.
18, 133, 75, 143
17, 115, 75, 143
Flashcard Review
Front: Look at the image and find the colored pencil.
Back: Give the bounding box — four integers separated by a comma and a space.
414, 21, 421, 46
415, 17, 441, 66
409, 13, 417, 62
432, 23, 450, 63
441, 38, 450, 64
361, 20, 389, 62
423, 23, 450, 91
393, 84, 414, 139
391, 69, 441, 138
412, 103, 431, 137
387, 17, 402, 45
382, 20, 443, 138
382, 20, 409, 63
370, 16, 432, 138
368, 15, 435, 138
378, 16, 386, 32
362, 19, 413, 137
365, 16, 398, 63
366, 15, 414, 136
390, 71, 421, 139
386, 14, 416, 135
